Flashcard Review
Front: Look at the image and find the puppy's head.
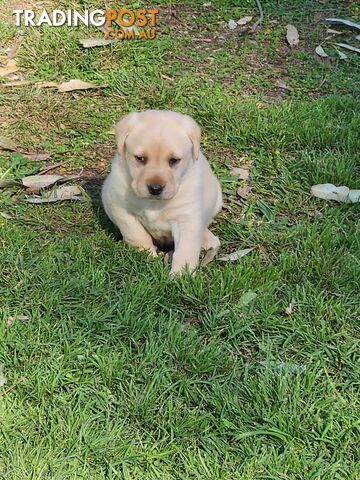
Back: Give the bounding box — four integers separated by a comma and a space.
115, 110, 201, 200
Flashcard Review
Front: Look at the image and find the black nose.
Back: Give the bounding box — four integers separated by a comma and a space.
147, 184, 164, 196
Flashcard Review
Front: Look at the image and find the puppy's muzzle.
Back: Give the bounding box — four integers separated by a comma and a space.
147, 183, 164, 196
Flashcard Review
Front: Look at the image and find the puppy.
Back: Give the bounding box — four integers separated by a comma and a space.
101, 110, 222, 275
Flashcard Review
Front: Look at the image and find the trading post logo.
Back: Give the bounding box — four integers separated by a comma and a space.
13, 8, 159, 40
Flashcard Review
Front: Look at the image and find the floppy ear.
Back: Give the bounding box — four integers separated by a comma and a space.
183, 115, 201, 161
115, 112, 138, 158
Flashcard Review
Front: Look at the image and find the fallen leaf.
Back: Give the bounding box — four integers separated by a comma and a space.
337, 49, 348, 60
286, 24, 299, 46
58, 79, 105, 93
238, 291, 257, 307
228, 19, 237, 29
25, 185, 86, 203
237, 16, 253, 26
356, 34, 360, 41
0, 80, 58, 88
285, 299, 295, 315
0, 179, 20, 189
237, 185, 252, 199
335, 42, 360, 54
315, 45, 329, 57
231, 166, 249, 180
326, 18, 360, 31
0, 59, 19, 77
80, 38, 115, 48
218, 247, 254, 262
203, 1, 212, 6
0, 135, 17, 151
7, 314, 28, 327
311, 183, 360, 203
0, 212, 12, 220
0, 365, 6, 387
277, 79, 292, 91
22, 174, 63, 189
326, 28, 342, 34
201, 247, 218, 266
22, 152, 52, 161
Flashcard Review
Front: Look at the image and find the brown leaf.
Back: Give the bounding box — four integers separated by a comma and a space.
218, 247, 254, 262
277, 79, 292, 91
25, 185, 86, 203
315, 45, 329, 57
0, 80, 57, 88
22, 175, 63, 189
237, 185, 252, 199
0, 212, 12, 220
285, 299, 296, 315
201, 247, 218, 266
0, 59, 19, 77
286, 24, 299, 46
80, 38, 114, 48
22, 152, 52, 161
231, 167, 249, 180
237, 16, 253, 26
0, 135, 17, 151
58, 79, 105, 93
0, 179, 20, 189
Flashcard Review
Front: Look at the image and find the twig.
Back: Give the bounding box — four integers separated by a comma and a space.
0, 375, 26, 397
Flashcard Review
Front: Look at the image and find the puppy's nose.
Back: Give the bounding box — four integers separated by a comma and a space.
147, 184, 164, 196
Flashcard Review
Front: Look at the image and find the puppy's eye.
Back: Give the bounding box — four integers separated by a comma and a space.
169, 157, 181, 167
135, 155, 146, 164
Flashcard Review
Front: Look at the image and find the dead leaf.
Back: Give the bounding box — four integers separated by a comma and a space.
315, 45, 329, 57
311, 183, 360, 203
286, 24, 299, 46
0, 179, 20, 189
25, 185, 86, 203
335, 42, 360, 54
0, 212, 12, 220
0, 80, 58, 88
326, 28, 342, 34
326, 18, 360, 31
7, 314, 28, 327
237, 185, 252, 199
80, 38, 115, 48
0, 59, 19, 77
336, 49, 348, 60
160, 74, 174, 81
231, 166, 249, 180
237, 16, 253, 26
22, 152, 52, 161
356, 34, 360, 41
22, 175, 63, 189
285, 299, 295, 315
218, 247, 254, 262
277, 79, 292, 91
228, 19, 237, 30
201, 247, 218, 266
7, 36, 23, 60
0, 135, 17, 151
58, 79, 105, 93
0, 365, 6, 387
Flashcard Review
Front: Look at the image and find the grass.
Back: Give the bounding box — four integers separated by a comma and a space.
0, 0, 359, 478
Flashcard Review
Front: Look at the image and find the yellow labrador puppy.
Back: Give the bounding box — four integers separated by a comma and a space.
102, 110, 222, 275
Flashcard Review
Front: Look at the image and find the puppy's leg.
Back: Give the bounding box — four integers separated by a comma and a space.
170, 222, 202, 276
202, 229, 220, 251
109, 208, 157, 256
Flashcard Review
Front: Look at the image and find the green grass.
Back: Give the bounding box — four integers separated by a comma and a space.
1, 0, 359, 478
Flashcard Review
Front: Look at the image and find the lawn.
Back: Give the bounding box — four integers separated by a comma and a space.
0, 0, 359, 478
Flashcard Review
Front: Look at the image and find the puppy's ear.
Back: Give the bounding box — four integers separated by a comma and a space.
183, 115, 201, 161
115, 112, 138, 158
